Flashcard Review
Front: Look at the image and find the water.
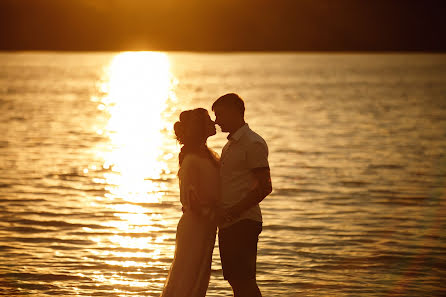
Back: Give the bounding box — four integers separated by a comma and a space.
1, 52, 446, 297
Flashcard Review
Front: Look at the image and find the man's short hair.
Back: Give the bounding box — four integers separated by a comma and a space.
212, 93, 245, 116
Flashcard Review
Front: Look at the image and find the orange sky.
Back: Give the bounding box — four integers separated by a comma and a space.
1, 0, 445, 51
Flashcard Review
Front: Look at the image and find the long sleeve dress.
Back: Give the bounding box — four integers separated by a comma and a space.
160, 153, 220, 297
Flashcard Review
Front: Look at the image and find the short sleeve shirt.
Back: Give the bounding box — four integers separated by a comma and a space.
219, 124, 269, 228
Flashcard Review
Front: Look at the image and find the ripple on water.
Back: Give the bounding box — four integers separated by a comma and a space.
1, 53, 446, 297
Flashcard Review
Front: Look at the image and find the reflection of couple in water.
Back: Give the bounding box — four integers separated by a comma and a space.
160, 93, 272, 297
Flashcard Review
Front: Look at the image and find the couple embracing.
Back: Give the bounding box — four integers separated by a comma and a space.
161, 93, 272, 297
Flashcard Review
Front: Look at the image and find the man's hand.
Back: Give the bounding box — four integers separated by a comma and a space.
231, 167, 272, 216
216, 168, 272, 225
217, 167, 272, 225
215, 207, 231, 225
251, 167, 273, 199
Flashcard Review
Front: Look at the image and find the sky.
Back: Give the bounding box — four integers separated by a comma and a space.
1, 0, 445, 51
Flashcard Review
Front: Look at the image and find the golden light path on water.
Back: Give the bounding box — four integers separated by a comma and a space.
90, 52, 176, 291
100, 52, 171, 202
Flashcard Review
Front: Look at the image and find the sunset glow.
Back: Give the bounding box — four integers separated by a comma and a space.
99, 52, 171, 204
86, 52, 175, 279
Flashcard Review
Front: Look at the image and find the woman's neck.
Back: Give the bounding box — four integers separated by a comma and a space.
183, 143, 207, 153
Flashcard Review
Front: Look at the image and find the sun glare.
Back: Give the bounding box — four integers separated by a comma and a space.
99, 52, 172, 204
89, 52, 175, 282
89, 52, 177, 289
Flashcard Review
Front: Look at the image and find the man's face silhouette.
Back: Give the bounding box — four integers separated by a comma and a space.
213, 105, 233, 133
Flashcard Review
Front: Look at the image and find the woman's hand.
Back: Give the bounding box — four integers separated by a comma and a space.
189, 187, 216, 222
188, 187, 201, 214
216, 207, 239, 225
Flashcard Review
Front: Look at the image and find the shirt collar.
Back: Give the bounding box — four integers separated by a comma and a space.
227, 123, 249, 141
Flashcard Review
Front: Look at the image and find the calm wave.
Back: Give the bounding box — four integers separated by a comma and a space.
1, 52, 446, 296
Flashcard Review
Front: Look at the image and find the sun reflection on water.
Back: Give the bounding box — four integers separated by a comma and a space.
99, 51, 172, 204
91, 52, 176, 288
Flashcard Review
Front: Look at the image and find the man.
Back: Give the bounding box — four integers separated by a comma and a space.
212, 93, 272, 297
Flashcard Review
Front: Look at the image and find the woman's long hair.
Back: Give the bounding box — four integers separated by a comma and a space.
173, 108, 219, 167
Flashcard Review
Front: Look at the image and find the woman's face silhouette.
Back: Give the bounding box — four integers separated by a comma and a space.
205, 113, 216, 137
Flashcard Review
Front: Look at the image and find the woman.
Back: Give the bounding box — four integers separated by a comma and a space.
161, 108, 220, 297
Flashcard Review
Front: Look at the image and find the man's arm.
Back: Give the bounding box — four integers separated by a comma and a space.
220, 167, 272, 224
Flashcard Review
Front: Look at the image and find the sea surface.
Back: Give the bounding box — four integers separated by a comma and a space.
1, 52, 446, 297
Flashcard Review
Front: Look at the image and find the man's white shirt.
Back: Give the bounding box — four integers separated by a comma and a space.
219, 124, 269, 228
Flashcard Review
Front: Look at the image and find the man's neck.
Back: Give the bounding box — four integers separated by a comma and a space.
227, 121, 246, 138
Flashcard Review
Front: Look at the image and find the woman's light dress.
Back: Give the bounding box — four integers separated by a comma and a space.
161, 154, 220, 297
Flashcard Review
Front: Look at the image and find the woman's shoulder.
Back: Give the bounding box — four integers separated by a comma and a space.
183, 150, 219, 164
179, 153, 217, 182
182, 153, 202, 164
180, 153, 210, 170
179, 154, 201, 173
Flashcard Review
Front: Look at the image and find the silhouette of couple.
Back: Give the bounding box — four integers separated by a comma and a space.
160, 93, 272, 297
